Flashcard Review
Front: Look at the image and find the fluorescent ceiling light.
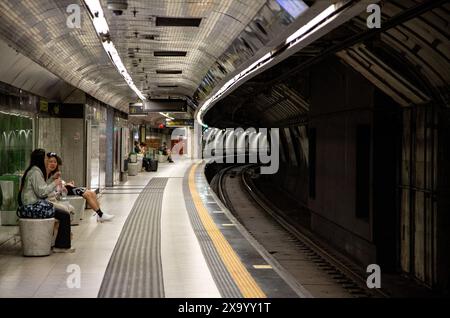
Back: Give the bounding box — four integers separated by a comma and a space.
196, 51, 273, 127
286, 4, 340, 49
159, 112, 175, 120
84, 0, 146, 101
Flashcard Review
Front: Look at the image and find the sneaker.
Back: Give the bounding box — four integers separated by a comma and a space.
53, 247, 76, 253
97, 212, 114, 223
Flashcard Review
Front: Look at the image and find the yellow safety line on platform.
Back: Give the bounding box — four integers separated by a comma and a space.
189, 163, 266, 298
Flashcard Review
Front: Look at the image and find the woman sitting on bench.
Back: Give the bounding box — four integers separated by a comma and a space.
19, 149, 74, 253
46, 153, 114, 222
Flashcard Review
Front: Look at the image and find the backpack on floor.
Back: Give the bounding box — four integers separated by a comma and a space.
149, 159, 158, 172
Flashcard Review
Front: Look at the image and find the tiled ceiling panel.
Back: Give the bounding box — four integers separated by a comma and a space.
0, 0, 135, 112
101, 0, 266, 99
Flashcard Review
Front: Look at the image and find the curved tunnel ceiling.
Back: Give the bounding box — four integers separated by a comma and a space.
0, 0, 314, 115
0, 0, 446, 120
203, 0, 450, 128
0, 0, 135, 112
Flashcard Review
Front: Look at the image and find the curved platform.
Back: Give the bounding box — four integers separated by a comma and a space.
0, 159, 307, 298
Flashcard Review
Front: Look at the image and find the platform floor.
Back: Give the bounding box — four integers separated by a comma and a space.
0, 159, 305, 298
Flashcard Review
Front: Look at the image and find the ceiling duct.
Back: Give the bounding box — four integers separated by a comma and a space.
155, 17, 202, 27
156, 70, 183, 75
142, 34, 157, 40
154, 51, 187, 57
107, 0, 128, 16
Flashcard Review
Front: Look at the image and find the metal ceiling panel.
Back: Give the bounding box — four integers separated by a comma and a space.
101, 0, 267, 100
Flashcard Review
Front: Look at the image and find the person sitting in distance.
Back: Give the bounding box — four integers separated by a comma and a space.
139, 142, 147, 154
159, 142, 174, 163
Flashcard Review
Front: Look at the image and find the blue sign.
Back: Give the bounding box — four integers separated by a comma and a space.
276, 0, 308, 19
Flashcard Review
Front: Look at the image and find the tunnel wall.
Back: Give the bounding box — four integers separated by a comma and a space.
36, 106, 86, 187
259, 58, 401, 267
307, 59, 377, 266
437, 109, 450, 291
37, 117, 62, 159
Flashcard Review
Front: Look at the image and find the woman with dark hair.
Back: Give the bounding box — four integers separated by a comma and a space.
19, 149, 74, 253
134, 141, 141, 154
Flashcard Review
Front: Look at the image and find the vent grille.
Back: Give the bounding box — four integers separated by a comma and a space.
154, 51, 187, 57
156, 70, 183, 75
156, 17, 202, 27
142, 34, 156, 40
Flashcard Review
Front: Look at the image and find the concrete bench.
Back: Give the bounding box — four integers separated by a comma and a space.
128, 162, 139, 176
19, 218, 55, 256
67, 196, 86, 225
157, 154, 168, 163
137, 154, 144, 171
0, 210, 18, 226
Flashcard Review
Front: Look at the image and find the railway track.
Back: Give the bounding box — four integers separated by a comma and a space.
215, 164, 388, 298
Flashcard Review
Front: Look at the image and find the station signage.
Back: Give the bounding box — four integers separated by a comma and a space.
129, 105, 147, 114
39, 102, 84, 118
130, 99, 187, 114
166, 119, 194, 127
39, 99, 48, 112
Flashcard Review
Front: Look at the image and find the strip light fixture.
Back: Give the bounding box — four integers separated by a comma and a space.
285, 3, 341, 49
196, 2, 344, 127
84, 0, 146, 101
159, 112, 175, 120
129, 105, 175, 120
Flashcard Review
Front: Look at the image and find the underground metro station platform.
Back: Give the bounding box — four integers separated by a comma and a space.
0, 0, 449, 307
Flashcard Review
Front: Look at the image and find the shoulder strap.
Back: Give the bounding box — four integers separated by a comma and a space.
17, 187, 24, 207
17, 170, 30, 208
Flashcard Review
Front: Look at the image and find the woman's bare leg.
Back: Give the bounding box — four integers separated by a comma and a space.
83, 191, 100, 211
82, 190, 113, 221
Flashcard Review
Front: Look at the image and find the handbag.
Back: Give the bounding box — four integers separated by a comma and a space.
48, 197, 74, 214
17, 199, 55, 219
48, 197, 74, 222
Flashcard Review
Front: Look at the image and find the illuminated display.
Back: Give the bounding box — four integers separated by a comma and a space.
276, 0, 308, 18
